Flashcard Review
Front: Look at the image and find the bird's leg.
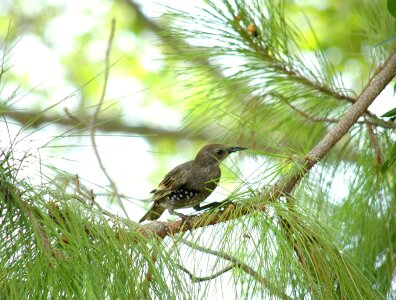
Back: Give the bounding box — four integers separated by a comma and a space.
168, 208, 188, 220
168, 208, 193, 230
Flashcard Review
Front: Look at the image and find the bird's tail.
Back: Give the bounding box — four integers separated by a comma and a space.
139, 202, 165, 223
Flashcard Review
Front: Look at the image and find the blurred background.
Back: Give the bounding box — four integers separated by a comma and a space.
0, 0, 392, 222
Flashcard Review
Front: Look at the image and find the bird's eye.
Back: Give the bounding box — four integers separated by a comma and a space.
216, 149, 224, 155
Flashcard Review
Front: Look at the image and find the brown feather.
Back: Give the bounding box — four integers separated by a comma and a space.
139, 144, 246, 223
150, 162, 190, 201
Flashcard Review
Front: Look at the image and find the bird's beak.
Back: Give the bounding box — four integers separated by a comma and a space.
226, 146, 247, 153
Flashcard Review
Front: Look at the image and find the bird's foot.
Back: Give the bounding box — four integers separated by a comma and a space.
168, 209, 192, 226
194, 200, 236, 212
168, 208, 187, 219
180, 215, 194, 231
176, 212, 188, 221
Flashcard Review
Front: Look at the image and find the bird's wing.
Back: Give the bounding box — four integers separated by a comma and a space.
150, 162, 190, 201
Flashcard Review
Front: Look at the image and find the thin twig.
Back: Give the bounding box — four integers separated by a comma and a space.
0, 20, 11, 84
89, 19, 129, 218
20, 199, 67, 260
284, 100, 340, 123
74, 174, 80, 194
89, 189, 95, 207
279, 93, 396, 129
365, 120, 383, 170
141, 251, 158, 299
71, 194, 121, 221
21, 200, 51, 252
64, 108, 84, 124
179, 238, 291, 300
177, 262, 236, 283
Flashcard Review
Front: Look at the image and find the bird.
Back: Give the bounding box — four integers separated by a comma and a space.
139, 144, 247, 223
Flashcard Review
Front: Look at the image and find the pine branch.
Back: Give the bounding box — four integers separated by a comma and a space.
270, 53, 395, 295
122, 0, 231, 82
240, 27, 356, 105
270, 53, 396, 197
139, 53, 396, 236
282, 95, 396, 129
165, 0, 395, 131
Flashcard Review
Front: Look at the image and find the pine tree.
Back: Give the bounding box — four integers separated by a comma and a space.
1, 0, 396, 299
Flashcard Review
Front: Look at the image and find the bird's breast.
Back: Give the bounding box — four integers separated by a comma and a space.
160, 187, 213, 209
158, 164, 221, 209
168, 189, 200, 202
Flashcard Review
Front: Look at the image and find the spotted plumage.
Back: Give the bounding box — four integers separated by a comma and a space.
139, 144, 246, 223
169, 189, 199, 201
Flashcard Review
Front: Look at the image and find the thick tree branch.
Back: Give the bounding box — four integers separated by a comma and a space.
1, 109, 210, 141
140, 54, 396, 236
139, 203, 264, 238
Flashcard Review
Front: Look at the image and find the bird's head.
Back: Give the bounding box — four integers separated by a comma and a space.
194, 144, 247, 166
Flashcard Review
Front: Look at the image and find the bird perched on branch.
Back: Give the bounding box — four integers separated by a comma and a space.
139, 144, 247, 223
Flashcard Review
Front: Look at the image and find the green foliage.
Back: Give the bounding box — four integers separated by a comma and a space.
1, 0, 396, 299
381, 142, 396, 173
381, 107, 396, 117
0, 150, 190, 298
388, 0, 396, 18
162, 0, 363, 157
